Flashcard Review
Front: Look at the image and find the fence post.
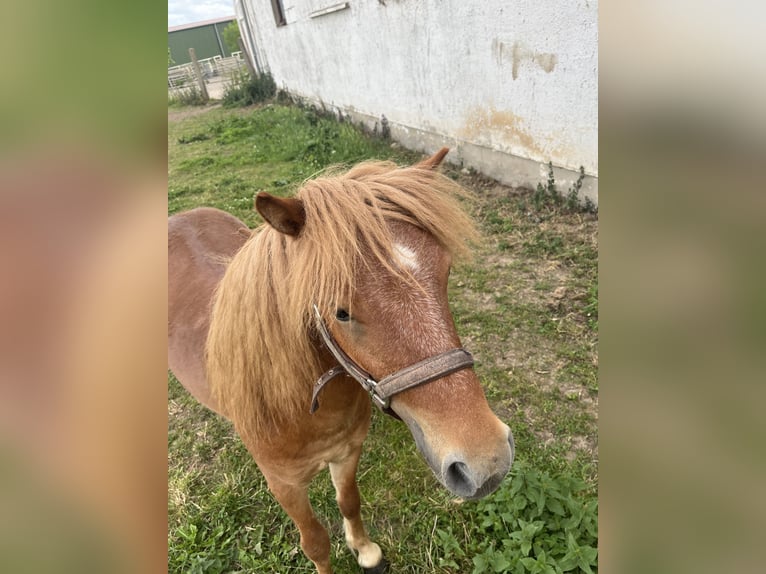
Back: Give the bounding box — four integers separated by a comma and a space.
188, 48, 209, 102
238, 37, 258, 77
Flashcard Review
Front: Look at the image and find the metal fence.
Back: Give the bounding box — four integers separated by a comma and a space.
168, 52, 248, 98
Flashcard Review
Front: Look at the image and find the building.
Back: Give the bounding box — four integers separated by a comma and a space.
169, 16, 237, 67
235, 1, 598, 202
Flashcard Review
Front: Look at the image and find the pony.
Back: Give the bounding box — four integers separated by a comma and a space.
168, 148, 515, 573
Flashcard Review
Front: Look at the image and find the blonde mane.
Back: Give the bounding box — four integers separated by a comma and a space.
206, 160, 479, 442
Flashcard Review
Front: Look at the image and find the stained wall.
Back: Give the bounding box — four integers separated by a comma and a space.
237, 0, 598, 201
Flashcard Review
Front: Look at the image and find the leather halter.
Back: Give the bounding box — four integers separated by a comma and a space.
310, 305, 475, 417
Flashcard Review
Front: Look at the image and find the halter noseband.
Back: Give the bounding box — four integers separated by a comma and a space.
310, 304, 475, 417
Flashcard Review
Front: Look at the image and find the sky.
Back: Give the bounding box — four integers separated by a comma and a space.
168, 0, 235, 28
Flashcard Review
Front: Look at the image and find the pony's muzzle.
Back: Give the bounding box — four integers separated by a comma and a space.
442, 428, 514, 500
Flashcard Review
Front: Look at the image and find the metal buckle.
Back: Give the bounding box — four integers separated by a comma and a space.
363, 378, 389, 410
370, 391, 389, 410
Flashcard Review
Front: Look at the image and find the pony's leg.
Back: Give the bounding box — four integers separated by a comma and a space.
265, 476, 332, 574
329, 452, 387, 573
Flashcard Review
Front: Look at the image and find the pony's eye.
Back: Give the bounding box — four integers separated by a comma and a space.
335, 309, 350, 322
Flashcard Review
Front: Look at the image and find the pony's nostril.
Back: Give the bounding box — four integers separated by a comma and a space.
445, 460, 476, 497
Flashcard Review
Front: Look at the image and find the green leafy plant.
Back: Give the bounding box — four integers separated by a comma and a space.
222, 71, 277, 108
222, 21, 241, 53
533, 163, 596, 215
564, 167, 586, 212
533, 162, 559, 211
467, 461, 598, 573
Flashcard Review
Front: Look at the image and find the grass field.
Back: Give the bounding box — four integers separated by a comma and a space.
168, 102, 598, 573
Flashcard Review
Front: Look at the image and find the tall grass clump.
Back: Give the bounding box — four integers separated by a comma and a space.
222, 71, 277, 108
168, 85, 207, 107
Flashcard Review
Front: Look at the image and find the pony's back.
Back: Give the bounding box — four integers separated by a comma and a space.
168, 207, 251, 414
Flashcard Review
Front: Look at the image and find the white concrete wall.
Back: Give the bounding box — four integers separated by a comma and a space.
239, 0, 598, 202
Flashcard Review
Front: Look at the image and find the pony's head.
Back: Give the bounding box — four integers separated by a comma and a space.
252, 149, 514, 499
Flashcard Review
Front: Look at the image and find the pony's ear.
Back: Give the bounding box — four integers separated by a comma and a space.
416, 147, 450, 169
255, 192, 306, 236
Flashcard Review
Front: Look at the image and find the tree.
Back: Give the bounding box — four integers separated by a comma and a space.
222, 21, 241, 54
168, 47, 175, 67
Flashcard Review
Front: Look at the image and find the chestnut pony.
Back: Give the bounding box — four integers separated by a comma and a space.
168, 149, 514, 573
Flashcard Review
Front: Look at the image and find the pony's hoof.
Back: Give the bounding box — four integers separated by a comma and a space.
362, 556, 389, 574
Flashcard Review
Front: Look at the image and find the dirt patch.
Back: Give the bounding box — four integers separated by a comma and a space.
443, 170, 598, 463
168, 104, 222, 123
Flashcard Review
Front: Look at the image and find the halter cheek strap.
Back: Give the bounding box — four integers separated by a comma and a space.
310, 305, 475, 417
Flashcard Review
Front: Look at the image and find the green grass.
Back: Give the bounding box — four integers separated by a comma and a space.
168, 104, 418, 222
168, 103, 598, 573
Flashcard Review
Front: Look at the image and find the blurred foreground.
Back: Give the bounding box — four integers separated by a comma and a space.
0, 149, 167, 573
1, 2, 167, 573
601, 2, 766, 573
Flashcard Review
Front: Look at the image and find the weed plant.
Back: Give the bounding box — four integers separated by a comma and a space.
222, 71, 277, 108
533, 163, 596, 215
457, 461, 597, 573
168, 85, 207, 107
